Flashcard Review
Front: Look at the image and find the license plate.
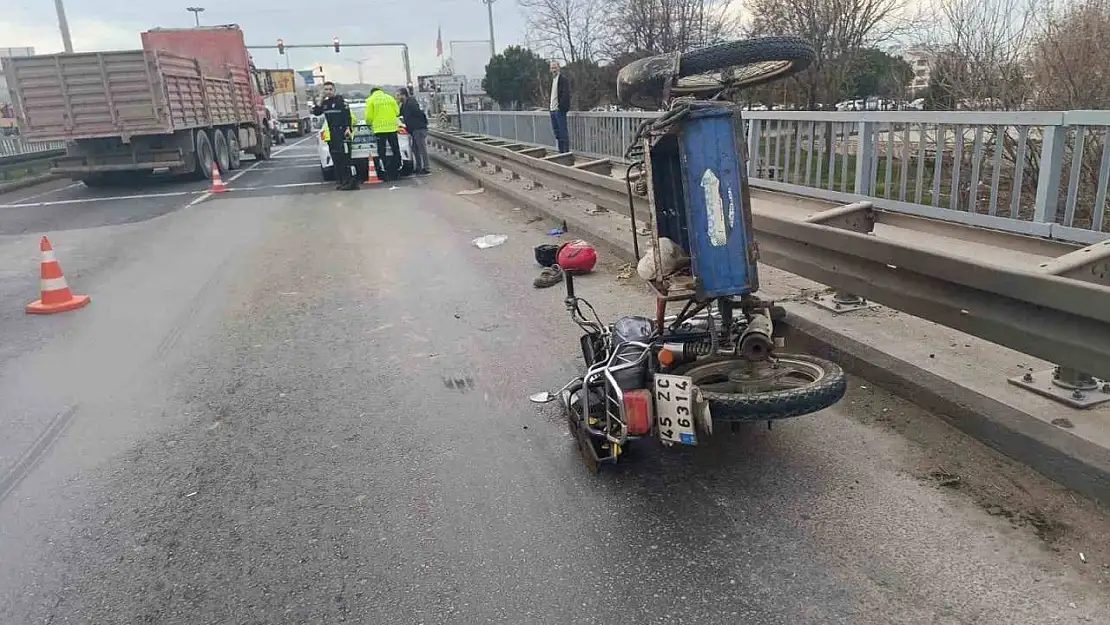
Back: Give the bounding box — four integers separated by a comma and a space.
653, 374, 697, 445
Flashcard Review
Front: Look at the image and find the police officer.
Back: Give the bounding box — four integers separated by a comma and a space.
365, 87, 402, 182
312, 81, 358, 191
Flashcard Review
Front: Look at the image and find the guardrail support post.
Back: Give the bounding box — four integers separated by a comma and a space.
854, 122, 876, 196
1008, 240, 1110, 408
543, 153, 575, 199
575, 159, 613, 213
804, 201, 879, 314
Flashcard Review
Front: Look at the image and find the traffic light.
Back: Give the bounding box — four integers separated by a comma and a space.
277, 38, 285, 55
333, 37, 340, 54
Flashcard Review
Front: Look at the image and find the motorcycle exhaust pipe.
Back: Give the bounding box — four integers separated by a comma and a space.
739, 310, 774, 361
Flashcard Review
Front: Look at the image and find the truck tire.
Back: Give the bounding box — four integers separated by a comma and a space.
81, 173, 114, 188
256, 133, 273, 161
226, 129, 242, 170
213, 129, 231, 173
193, 129, 215, 180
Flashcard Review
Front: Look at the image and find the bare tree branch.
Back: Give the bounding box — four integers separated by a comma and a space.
916, 0, 1040, 109
744, 0, 910, 106
517, 0, 603, 62
600, 0, 739, 59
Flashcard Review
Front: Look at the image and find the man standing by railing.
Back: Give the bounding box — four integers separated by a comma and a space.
548, 60, 571, 154
398, 88, 430, 176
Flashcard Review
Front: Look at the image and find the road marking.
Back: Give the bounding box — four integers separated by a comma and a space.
266, 182, 329, 188
6, 182, 82, 203
188, 135, 315, 207
0, 182, 331, 208
0, 190, 196, 209
0, 136, 326, 209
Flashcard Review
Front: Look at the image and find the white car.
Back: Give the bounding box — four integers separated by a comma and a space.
315, 101, 414, 181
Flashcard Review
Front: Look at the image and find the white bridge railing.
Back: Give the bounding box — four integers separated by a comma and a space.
0, 137, 66, 159
460, 109, 1110, 245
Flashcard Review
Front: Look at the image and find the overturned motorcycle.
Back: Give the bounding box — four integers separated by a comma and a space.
530, 271, 847, 472
530, 36, 848, 471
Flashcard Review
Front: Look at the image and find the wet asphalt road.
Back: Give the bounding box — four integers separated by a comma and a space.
1, 137, 1110, 624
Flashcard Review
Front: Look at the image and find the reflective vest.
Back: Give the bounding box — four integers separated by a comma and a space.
322, 109, 358, 142
365, 90, 400, 134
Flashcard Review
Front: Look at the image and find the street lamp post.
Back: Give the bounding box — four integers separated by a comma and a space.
54, 0, 74, 53
186, 7, 205, 27
348, 58, 370, 85
480, 0, 496, 58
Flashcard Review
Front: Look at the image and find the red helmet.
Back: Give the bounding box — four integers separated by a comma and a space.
557, 240, 598, 273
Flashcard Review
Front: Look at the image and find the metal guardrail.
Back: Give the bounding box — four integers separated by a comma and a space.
460, 110, 1110, 246
0, 137, 63, 184
0, 137, 65, 158
429, 127, 1110, 387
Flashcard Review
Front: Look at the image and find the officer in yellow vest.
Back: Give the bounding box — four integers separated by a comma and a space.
365, 87, 401, 182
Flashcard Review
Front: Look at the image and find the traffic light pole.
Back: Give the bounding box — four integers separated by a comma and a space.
248, 42, 413, 89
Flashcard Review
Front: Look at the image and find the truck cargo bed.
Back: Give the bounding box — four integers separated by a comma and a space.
3, 50, 256, 142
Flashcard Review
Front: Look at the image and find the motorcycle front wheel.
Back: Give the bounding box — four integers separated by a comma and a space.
669, 353, 846, 421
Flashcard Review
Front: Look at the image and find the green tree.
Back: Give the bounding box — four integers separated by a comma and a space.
841, 48, 912, 100
482, 46, 550, 109
564, 59, 608, 109
920, 52, 963, 110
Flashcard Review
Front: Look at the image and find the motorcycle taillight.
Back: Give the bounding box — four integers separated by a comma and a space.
623, 389, 652, 437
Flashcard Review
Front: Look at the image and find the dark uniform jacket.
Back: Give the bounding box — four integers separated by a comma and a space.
312, 95, 352, 145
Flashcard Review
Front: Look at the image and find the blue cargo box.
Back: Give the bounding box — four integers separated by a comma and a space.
651, 104, 759, 299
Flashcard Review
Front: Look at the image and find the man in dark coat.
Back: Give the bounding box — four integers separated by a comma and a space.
548, 60, 571, 154
311, 81, 358, 190
398, 88, 430, 175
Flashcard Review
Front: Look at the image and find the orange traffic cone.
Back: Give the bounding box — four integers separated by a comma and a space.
210, 164, 228, 193
26, 236, 90, 315
365, 158, 382, 185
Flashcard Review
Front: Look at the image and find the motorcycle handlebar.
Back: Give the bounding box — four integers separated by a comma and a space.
563, 267, 575, 299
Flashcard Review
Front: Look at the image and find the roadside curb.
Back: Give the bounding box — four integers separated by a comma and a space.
0, 174, 59, 195
432, 149, 1110, 507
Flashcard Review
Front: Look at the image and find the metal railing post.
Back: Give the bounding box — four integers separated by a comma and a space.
855, 121, 876, 196
1033, 123, 1066, 225
747, 119, 762, 179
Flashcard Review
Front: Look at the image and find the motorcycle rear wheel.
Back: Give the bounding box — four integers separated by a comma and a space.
616, 36, 816, 109
669, 353, 845, 421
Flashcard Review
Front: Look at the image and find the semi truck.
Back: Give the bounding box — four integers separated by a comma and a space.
1, 25, 271, 186
256, 68, 310, 139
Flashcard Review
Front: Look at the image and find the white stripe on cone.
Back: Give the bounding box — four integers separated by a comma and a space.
41, 277, 70, 291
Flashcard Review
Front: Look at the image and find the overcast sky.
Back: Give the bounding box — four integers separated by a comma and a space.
4, 1, 529, 84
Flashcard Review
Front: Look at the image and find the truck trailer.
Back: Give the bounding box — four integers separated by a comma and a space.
1, 25, 270, 186
256, 68, 310, 138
